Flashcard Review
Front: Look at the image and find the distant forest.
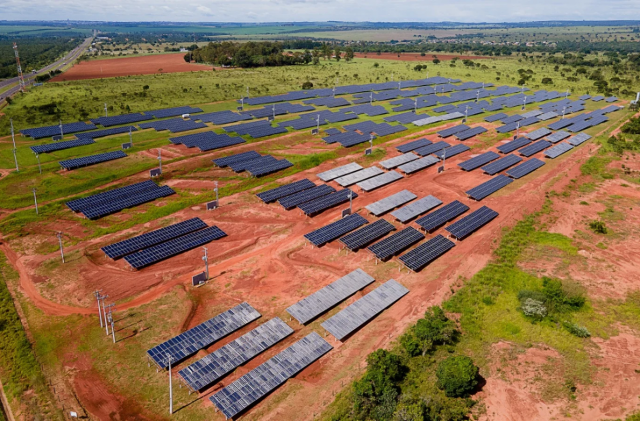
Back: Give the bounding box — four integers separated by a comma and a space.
0, 37, 79, 78
189, 41, 318, 67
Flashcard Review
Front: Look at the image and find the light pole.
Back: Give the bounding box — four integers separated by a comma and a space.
202, 247, 209, 280
369, 91, 373, 105
104, 103, 108, 117
157, 149, 162, 173
167, 354, 174, 415
104, 304, 114, 336
316, 114, 320, 133
129, 127, 133, 146
348, 191, 353, 213
101, 295, 109, 334
94, 290, 103, 328
272, 104, 276, 121
246, 86, 249, 98
32, 188, 38, 214
57, 232, 65, 263
108, 308, 116, 343
562, 106, 566, 119
414, 98, 418, 113
10, 119, 18, 172
59, 119, 64, 139
36, 154, 41, 174
214, 181, 219, 205
240, 97, 244, 110
516, 121, 521, 138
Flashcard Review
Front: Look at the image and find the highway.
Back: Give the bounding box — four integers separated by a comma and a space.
0, 36, 93, 103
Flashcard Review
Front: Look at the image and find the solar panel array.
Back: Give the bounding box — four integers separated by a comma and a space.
59, 150, 127, 170
546, 130, 571, 143
415, 141, 450, 156
124, 226, 227, 269
466, 175, 513, 200
519, 140, 552, 157
434, 144, 470, 159
21, 122, 97, 139
30, 137, 95, 154
278, 184, 335, 210
496, 137, 532, 154
287, 269, 376, 324
334, 167, 384, 187
209, 332, 333, 420
368, 227, 424, 260
195, 110, 252, 125
321, 280, 409, 340
455, 126, 488, 141
545, 142, 574, 158
415, 200, 469, 232
338, 219, 396, 251
256, 179, 316, 203
438, 124, 469, 138
298, 189, 358, 216
91, 113, 153, 127
481, 154, 523, 175
75, 126, 137, 139
357, 171, 403, 192
169, 132, 245, 151
304, 213, 368, 246
317, 162, 363, 181
398, 155, 440, 174
396, 138, 432, 153
143, 106, 203, 118
506, 158, 546, 178
101, 217, 208, 259
147, 302, 260, 369
399, 234, 455, 271
525, 128, 552, 140
213, 151, 262, 167
390, 195, 442, 223
458, 151, 500, 171
139, 118, 207, 133
379, 153, 420, 169
446, 206, 499, 239
567, 133, 591, 146
365, 190, 417, 216
178, 317, 294, 391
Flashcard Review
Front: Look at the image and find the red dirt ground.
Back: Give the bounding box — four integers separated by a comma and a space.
50, 54, 214, 81
354, 52, 490, 61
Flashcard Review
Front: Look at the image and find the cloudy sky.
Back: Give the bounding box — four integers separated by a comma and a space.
3, 0, 640, 22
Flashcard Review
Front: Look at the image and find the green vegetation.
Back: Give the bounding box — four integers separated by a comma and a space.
0, 37, 83, 79
435, 356, 479, 398
191, 41, 312, 67
589, 220, 608, 234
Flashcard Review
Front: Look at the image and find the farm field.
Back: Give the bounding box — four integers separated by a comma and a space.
2, 21, 640, 421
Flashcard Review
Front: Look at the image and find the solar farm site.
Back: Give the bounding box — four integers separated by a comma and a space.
1, 19, 640, 420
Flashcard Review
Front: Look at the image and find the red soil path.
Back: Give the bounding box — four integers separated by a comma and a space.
354, 52, 490, 61
50, 54, 214, 81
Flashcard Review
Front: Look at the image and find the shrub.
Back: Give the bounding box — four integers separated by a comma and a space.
436, 356, 479, 398
301, 81, 313, 90
521, 298, 548, 319
399, 306, 457, 357
563, 322, 591, 338
541, 77, 553, 84
589, 220, 607, 234
542, 277, 586, 312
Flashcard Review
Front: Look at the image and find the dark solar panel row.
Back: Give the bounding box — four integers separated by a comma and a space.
304, 213, 368, 246
91, 113, 153, 127
59, 150, 127, 170
396, 138, 432, 153
30, 137, 96, 154
506, 158, 546, 179
66, 180, 159, 212
496, 137, 532, 154
194, 110, 252, 125
415, 141, 450, 156
466, 175, 513, 200
76, 126, 137, 139
339, 219, 396, 251
481, 154, 523, 175
139, 118, 207, 133
415, 200, 469, 232
247, 159, 293, 177
298, 189, 358, 216
213, 151, 262, 167
143, 106, 203, 119
21, 121, 97, 139
445, 206, 499, 239
519, 140, 552, 157
399, 234, 455, 271
278, 184, 335, 210
434, 144, 470, 159
458, 151, 500, 171
437, 124, 470, 138
455, 126, 488, 141
256, 179, 316, 203
82, 185, 176, 220
367, 227, 424, 260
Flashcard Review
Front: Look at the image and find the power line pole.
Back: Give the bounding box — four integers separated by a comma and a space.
104, 103, 108, 117
32, 188, 38, 214
13, 43, 25, 92
246, 86, 249, 98
167, 354, 174, 415
59, 119, 64, 139
36, 154, 42, 174
104, 303, 114, 336
57, 232, 65, 263
10, 119, 18, 172
214, 180, 219, 204
157, 149, 162, 173
202, 247, 209, 280
101, 295, 109, 334
108, 308, 116, 343
129, 127, 133, 146
94, 290, 103, 328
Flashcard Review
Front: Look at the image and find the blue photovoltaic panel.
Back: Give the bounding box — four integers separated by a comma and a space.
147, 302, 260, 370
59, 151, 127, 170
399, 234, 455, 271
178, 317, 294, 391
144, 106, 202, 118
75, 126, 138, 139
415, 141, 450, 156
298, 189, 358, 216
91, 113, 153, 127
229, 155, 275, 172
415, 200, 469, 232
518, 140, 552, 157
567, 133, 591, 146
278, 184, 336, 210
445, 206, 499, 239
433, 144, 470, 159
101, 218, 208, 259
247, 159, 293, 177
546, 131, 571, 143
31, 138, 95, 154
466, 175, 513, 200
396, 138, 432, 153
455, 126, 488, 141
21, 122, 97, 139
339, 219, 396, 251
124, 226, 226, 269
209, 332, 333, 420
256, 179, 316, 203
484, 113, 508, 122
81, 186, 176, 220
437, 124, 470, 138
367, 227, 424, 260
525, 128, 552, 141
496, 137, 532, 154
481, 154, 523, 175
544, 142, 574, 158
304, 213, 368, 246
213, 151, 262, 167
458, 151, 500, 171
506, 158, 546, 179
66, 180, 159, 212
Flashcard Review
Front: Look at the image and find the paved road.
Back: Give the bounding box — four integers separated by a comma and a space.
0, 36, 93, 103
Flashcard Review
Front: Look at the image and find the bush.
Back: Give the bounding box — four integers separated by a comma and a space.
521, 298, 548, 319
589, 220, 607, 234
541, 77, 553, 84
542, 277, 586, 312
436, 356, 479, 398
400, 306, 457, 357
301, 81, 313, 90
563, 321, 591, 338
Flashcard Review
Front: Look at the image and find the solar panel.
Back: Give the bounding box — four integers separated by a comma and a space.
496, 137, 531, 154
445, 206, 498, 239
83, 186, 176, 219
365, 190, 416, 216
367, 227, 424, 260
537, 111, 559, 121
458, 151, 500, 171
544, 142, 574, 158
437, 124, 470, 138
101, 217, 208, 259
455, 126, 488, 141
567, 133, 591, 146
247, 159, 293, 177
390, 195, 442, 223
396, 138, 432, 153
195, 110, 252, 125
545, 131, 571, 143
525, 128, 552, 141
518, 140, 552, 157
317, 162, 363, 181
334, 167, 384, 187
278, 184, 335, 209
66, 180, 159, 212
357, 171, 403, 192
298, 189, 359, 216
379, 153, 420, 169
178, 317, 294, 391
91, 113, 153, 127
466, 175, 513, 200
287, 269, 375, 324
229, 155, 275, 172
506, 158, 545, 179
592, 95, 604, 101
30, 137, 96, 154
209, 332, 333, 420
397, 155, 440, 174
139, 118, 207, 133
481, 154, 522, 175
75, 126, 138, 139
144, 106, 202, 119
147, 302, 260, 369
304, 213, 368, 246
123, 224, 226, 268
212, 151, 262, 167
415, 200, 469, 232
484, 113, 508, 122
21, 121, 97, 139
521, 109, 543, 118
256, 179, 316, 203
339, 220, 396, 251
414, 141, 450, 156
321, 280, 409, 340
433, 144, 470, 159
399, 234, 455, 271
59, 151, 127, 170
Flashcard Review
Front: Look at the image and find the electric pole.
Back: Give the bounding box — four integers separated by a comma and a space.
167, 354, 174, 415
108, 308, 116, 343
202, 247, 209, 280
36, 154, 42, 174
129, 127, 133, 146
104, 103, 108, 117
32, 188, 38, 214
316, 114, 320, 132
104, 303, 114, 336
348, 191, 353, 214
57, 232, 65, 263
246, 86, 249, 98
101, 295, 109, 333
59, 119, 64, 139
214, 180, 219, 205
158, 149, 162, 173
10, 119, 18, 172
94, 290, 103, 328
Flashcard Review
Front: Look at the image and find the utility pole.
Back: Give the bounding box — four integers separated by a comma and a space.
516, 121, 521, 138
36, 154, 42, 174
562, 106, 566, 119
348, 191, 353, 213
57, 232, 65, 263
129, 127, 133, 146
101, 295, 109, 333
316, 114, 320, 133
442, 147, 447, 170
13, 43, 25, 92
398, 81, 401, 90
167, 354, 174, 415
202, 247, 209, 280
272, 104, 276, 121
157, 149, 162, 173
246, 86, 249, 98
32, 188, 38, 214
522, 96, 527, 111
108, 308, 116, 343
104, 304, 114, 336
10, 119, 18, 172
94, 290, 103, 328
59, 119, 64, 139
414, 98, 417, 113
214, 181, 219, 204
476, 90, 480, 103
104, 103, 108, 117
369, 134, 373, 150
239, 97, 244, 110
369, 91, 373, 105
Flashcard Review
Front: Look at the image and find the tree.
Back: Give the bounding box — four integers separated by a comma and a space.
334, 47, 342, 61
321, 43, 331, 60
311, 48, 321, 65
183, 53, 191, 63
400, 306, 457, 356
436, 356, 479, 398
301, 81, 313, 90
541, 77, 553, 84
433, 58, 441, 65
345, 46, 354, 62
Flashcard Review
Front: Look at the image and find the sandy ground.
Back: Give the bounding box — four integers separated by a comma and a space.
50, 54, 214, 81
353, 52, 490, 62
3, 107, 640, 420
